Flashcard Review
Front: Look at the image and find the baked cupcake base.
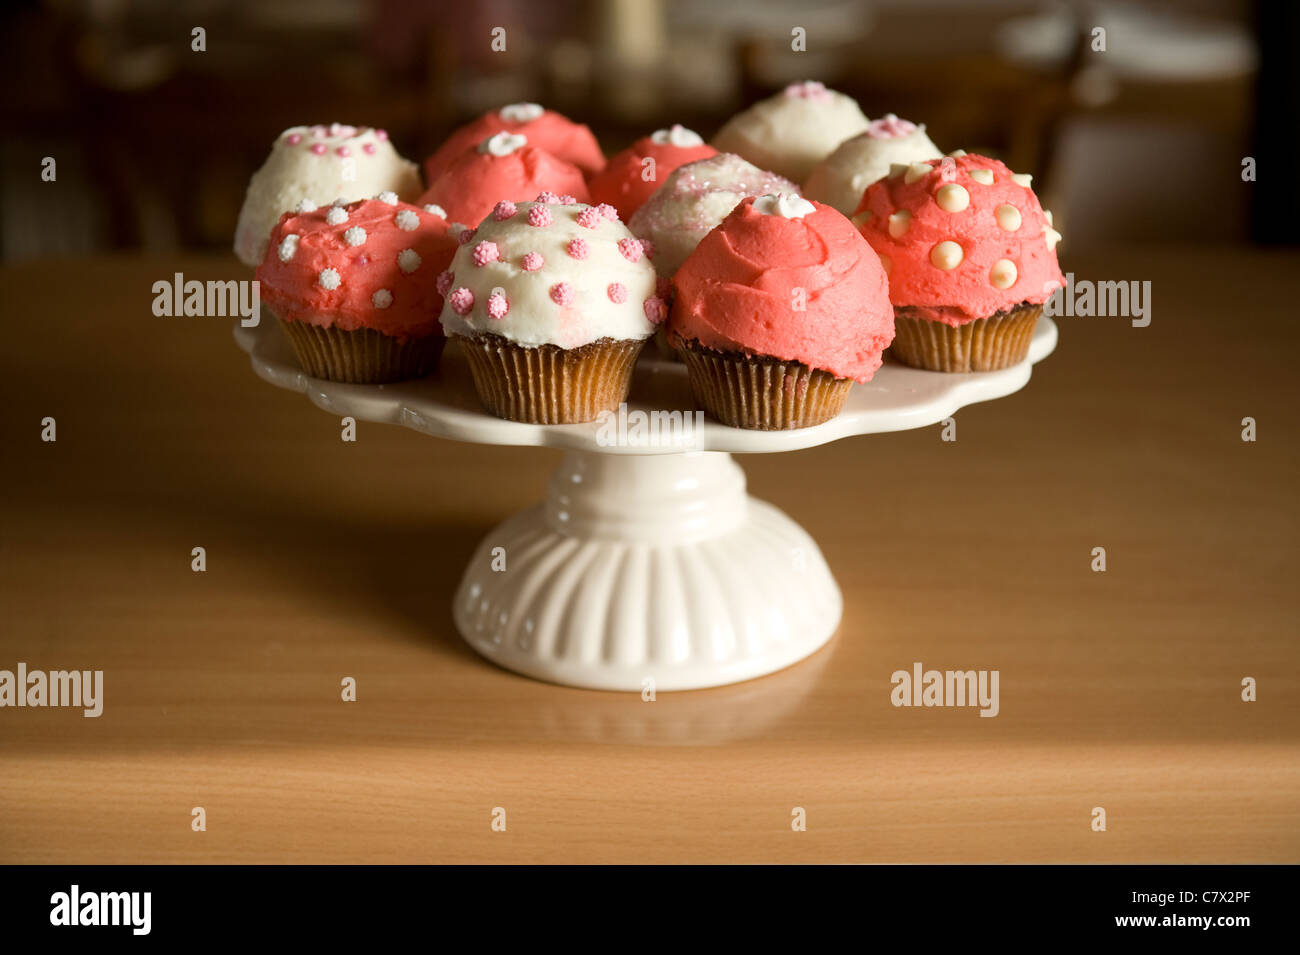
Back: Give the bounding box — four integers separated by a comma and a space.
678, 341, 852, 430
456, 332, 644, 424
279, 316, 444, 384
891, 303, 1041, 373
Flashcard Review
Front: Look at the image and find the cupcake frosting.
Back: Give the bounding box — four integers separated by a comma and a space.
855, 153, 1064, 324
586, 125, 718, 221
234, 124, 422, 267
418, 134, 591, 230
438, 196, 660, 349
670, 195, 894, 382
803, 115, 942, 215
627, 153, 799, 276
256, 197, 459, 341
422, 103, 606, 183
711, 81, 870, 183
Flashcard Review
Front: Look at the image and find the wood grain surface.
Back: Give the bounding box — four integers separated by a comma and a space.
1, 248, 1296, 863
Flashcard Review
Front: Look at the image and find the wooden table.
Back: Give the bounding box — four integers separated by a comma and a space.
1, 248, 1296, 863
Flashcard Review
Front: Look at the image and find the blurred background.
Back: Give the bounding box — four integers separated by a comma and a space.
0, 0, 1292, 262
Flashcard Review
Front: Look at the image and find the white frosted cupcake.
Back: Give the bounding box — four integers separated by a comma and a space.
803, 115, 942, 215
627, 153, 798, 277
439, 195, 662, 423
234, 123, 422, 266
711, 81, 870, 183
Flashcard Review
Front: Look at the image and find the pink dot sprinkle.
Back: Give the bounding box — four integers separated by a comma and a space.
535, 191, 560, 204
472, 241, 500, 266
310, 144, 327, 155
486, 292, 510, 319
493, 200, 518, 221
375, 129, 389, 141
287, 133, 302, 145
576, 208, 602, 229
558, 195, 577, 205
566, 237, 590, 260
643, 296, 668, 324
639, 237, 657, 259
521, 252, 544, 271
550, 282, 575, 306
618, 237, 643, 262
312, 125, 327, 138
448, 287, 475, 316
457, 227, 477, 246
336, 146, 350, 157
607, 282, 628, 303
362, 143, 376, 155
595, 203, 619, 221
436, 270, 455, 297
527, 206, 552, 227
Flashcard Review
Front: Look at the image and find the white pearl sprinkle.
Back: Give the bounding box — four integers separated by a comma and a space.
277, 234, 299, 262
423, 204, 447, 218
887, 162, 910, 179
372, 289, 393, 309
397, 249, 421, 273
326, 206, 348, 225
1045, 209, 1054, 225
1044, 225, 1063, 250
887, 210, 911, 238
395, 209, 420, 231
969, 168, 994, 185
376, 191, 399, 205
990, 258, 1018, 289
930, 241, 963, 270
295, 198, 318, 213
343, 226, 367, 246
318, 268, 341, 289
904, 162, 932, 184
936, 184, 970, 212
948, 149, 967, 158
1011, 173, 1033, 188
331, 197, 347, 207
995, 204, 1022, 232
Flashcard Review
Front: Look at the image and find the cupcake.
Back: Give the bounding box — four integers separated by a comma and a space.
855, 152, 1064, 372
234, 124, 422, 267
423, 102, 605, 183
669, 194, 893, 430
417, 132, 590, 231
586, 125, 717, 221
627, 153, 798, 277
803, 115, 942, 215
438, 196, 661, 423
256, 196, 459, 383
711, 81, 870, 183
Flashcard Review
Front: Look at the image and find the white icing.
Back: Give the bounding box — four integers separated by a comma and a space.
650, 125, 704, 148
343, 226, 367, 246
395, 209, 419, 231
499, 102, 545, 123
478, 132, 528, 156
318, 268, 341, 289
752, 193, 816, 219
397, 249, 421, 273
277, 234, 299, 262
439, 201, 656, 349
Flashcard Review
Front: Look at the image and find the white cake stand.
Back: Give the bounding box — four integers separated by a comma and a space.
235, 317, 1057, 691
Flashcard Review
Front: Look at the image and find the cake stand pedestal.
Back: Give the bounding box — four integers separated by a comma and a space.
235, 317, 1056, 691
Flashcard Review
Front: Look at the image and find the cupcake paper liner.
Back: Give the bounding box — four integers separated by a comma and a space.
456, 333, 645, 424
279, 316, 444, 384
678, 342, 853, 430
891, 303, 1041, 373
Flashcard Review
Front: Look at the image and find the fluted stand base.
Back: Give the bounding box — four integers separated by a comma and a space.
454, 451, 842, 691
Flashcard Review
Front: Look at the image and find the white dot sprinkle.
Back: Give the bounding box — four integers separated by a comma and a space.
397, 249, 421, 273
331, 197, 347, 207
887, 210, 911, 238
969, 169, 994, 185
277, 234, 299, 262
395, 209, 419, 231
343, 226, 367, 246
295, 198, 317, 213
326, 206, 348, 225
376, 191, 399, 205
1011, 173, 1033, 188
318, 268, 341, 289
372, 289, 393, 309
423, 204, 447, 218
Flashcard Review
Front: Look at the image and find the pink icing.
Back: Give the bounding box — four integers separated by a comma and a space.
416, 146, 589, 229
421, 107, 605, 184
